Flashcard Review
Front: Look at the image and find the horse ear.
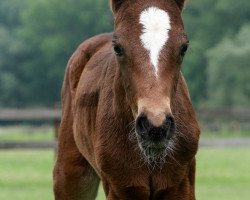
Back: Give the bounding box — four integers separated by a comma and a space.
175, 0, 187, 11
109, 0, 124, 14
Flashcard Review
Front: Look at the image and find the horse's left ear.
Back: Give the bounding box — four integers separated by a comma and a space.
109, 0, 124, 14
175, 0, 187, 11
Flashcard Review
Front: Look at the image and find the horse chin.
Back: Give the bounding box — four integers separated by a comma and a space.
138, 139, 170, 164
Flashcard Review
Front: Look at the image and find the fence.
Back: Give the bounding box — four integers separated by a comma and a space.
0, 108, 60, 149
197, 108, 250, 131
0, 108, 249, 149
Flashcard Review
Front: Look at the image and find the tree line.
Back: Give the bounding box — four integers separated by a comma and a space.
0, 0, 249, 108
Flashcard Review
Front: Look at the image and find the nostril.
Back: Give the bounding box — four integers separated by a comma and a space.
165, 116, 174, 128
136, 115, 150, 136
148, 127, 166, 142
164, 116, 176, 139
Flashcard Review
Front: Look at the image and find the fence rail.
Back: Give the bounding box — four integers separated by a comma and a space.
0, 108, 249, 149
1, 108, 250, 121
0, 108, 61, 150
197, 108, 250, 119
0, 141, 57, 149
0, 108, 61, 121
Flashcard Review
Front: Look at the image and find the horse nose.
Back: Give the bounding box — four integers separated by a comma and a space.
136, 115, 175, 142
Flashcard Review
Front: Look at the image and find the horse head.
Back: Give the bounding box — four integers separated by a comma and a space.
111, 0, 189, 162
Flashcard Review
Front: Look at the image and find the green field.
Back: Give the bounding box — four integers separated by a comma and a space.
0, 148, 250, 200
0, 126, 54, 142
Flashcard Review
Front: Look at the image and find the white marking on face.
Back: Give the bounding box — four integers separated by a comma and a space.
139, 7, 171, 76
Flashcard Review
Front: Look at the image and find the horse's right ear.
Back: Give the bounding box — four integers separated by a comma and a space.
175, 0, 187, 11
109, 0, 124, 14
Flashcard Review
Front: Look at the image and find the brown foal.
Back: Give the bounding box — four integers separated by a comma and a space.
53, 0, 200, 199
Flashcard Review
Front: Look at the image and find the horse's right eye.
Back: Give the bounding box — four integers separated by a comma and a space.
113, 44, 124, 56
180, 42, 189, 58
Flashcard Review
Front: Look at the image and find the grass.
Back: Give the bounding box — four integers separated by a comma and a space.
197, 148, 250, 200
0, 126, 54, 141
0, 150, 54, 200
1, 148, 250, 200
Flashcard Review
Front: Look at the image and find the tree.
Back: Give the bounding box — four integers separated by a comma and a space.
17, 0, 113, 106
0, 0, 112, 107
182, 0, 250, 106
206, 24, 250, 107
0, 0, 29, 106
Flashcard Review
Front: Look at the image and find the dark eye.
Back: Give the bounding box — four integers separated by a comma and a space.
113, 44, 124, 56
180, 43, 189, 57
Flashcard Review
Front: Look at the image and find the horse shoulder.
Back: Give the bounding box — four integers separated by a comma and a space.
64, 33, 113, 100
60, 32, 113, 136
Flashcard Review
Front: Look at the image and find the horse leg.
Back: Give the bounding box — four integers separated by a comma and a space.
53, 116, 100, 200
53, 137, 100, 200
54, 155, 100, 200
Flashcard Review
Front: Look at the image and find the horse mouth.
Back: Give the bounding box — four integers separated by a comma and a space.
138, 140, 170, 161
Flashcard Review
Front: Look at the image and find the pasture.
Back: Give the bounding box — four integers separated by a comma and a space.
1, 147, 250, 200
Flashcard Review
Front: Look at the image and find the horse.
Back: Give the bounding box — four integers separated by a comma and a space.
53, 0, 200, 199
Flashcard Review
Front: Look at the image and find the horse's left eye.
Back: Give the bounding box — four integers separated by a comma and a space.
180, 43, 189, 57
113, 44, 124, 56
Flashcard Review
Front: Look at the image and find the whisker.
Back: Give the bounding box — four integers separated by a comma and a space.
127, 122, 186, 170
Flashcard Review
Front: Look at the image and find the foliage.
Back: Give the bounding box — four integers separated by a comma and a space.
0, 0, 249, 107
0, 0, 28, 106
183, 0, 250, 106
0, 0, 112, 107
206, 24, 250, 107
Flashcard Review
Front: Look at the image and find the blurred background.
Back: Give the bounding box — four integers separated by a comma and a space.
0, 0, 249, 199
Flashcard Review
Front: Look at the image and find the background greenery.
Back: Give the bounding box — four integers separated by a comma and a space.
0, 2, 249, 199
0, 0, 249, 107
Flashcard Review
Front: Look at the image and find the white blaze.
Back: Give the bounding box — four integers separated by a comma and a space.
139, 7, 171, 76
